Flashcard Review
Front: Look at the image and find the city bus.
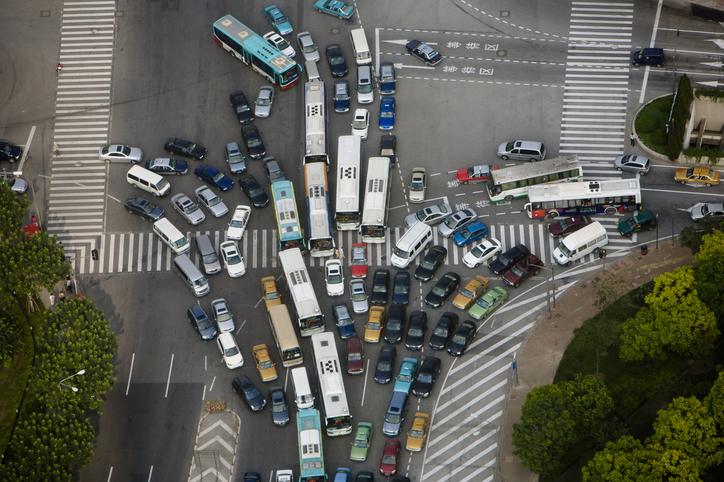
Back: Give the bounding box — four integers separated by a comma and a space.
487, 155, 582, 203
272, 181, 307, 253
278, 248, 325, 336
267, 304, 303, 367
212, 15, 301, 90
310, 332, 353, 436
304, 82, 329, 168
297, 409, 328, 482
524, 178, 642, 219
359, 157, 392, 244
334, 135, 362, 230
305, 162, 335, 258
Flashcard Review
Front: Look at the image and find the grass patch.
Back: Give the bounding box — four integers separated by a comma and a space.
635, 95, 673, 156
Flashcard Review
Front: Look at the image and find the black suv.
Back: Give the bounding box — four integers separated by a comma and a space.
370, 269, 390, 306
489, 244, 530, 276
632, 48, 664, 67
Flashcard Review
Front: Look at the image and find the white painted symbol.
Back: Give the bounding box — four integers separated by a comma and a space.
447, 41, 462, 49
697, 80, 724, 87
456, 202, 470, 211
466, 43, 480, 50
485, 44, 499, 51
479, 68, 494, 75
443, 65, 459, 73
462, 66, 476, 74
476, 200, 490, 208
447, 180, 460, 189
705, 39, 724, 49
701, 62, 724, 69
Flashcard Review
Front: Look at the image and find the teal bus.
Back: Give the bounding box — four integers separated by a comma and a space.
297, 409, 327, 482
213, 15, 301, 91
272, 181, 307, 254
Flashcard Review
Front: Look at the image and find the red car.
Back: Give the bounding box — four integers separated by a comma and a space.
456, 165, 496, 184
547, 215, 592, 238
379, 439, 401, 477
350, 243, 368, 278
345, 337, 365, 375
503, 254, 543, 288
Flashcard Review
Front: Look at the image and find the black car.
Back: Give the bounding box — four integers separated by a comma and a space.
230, 90, 254, 124
262, 156, 287, 184
392, 271, 410, 305
187, 304, 217, 340
124, 195, 165, 221
405, 311, 428, 351
379, 134, 396, 166
356, 472, 375, 482
269, 386, 290, 426
370, 269, 390, 306
325, 43, 348, 77
232, 375, 267, 411
428, 312, 459, 350
241, 124, 267, 159
163, 137, 207, 160
243, 472, 261, 482
392, 477, 411, 482
239, 174, 269, 208
411, 356, 442, 398
374, 345, 397, 384
333, 79, 351, 113
405, 39, 443, 66
424, 272, 461, 308
414, 245, 447, 282
0, 141, 23, 162
489, 244, 531, 276
384, 304, 406, 344
448, 320, 477, 356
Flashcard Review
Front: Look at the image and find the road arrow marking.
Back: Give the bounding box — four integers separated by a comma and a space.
701, 61, 724, 68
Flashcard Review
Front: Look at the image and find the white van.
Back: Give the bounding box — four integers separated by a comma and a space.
305, 59, 321, 82
349, 28, 371, 65
126, 164, 171, 197
290, 367, 315, 410
390, 222, 433, 268
153, 218, 190, 255
173, 254, 210, 297
553, 221, 608, 266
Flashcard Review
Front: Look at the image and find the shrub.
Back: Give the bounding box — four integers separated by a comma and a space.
658, 99, 673, 113
636, 116, 659, 134
650, 129, 668, 146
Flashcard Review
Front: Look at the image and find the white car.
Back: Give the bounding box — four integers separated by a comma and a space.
217, 332, 244, 369
227, 205, 251, 240
463, 238, 503, 268
325, 259, 345, 297
263, 31, 295, 58
255, 86, 275, 118
98, 144, 143, 163
296, 31, 320, 62
220, 241, 246, 278
351, 108, 370, 140
171, 193, 205, 225
195, 185, 229, 217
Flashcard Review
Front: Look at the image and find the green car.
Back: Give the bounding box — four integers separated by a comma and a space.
350, 422, 373, 461
468, 286, 508, 320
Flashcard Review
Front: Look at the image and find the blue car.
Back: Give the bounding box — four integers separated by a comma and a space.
333, 302, 356, 339
453, 220, 489, 247
379, 97, 396, 130
393, 357, 418, 394
314, 0, 354, 19
194, 163, 234, 191
263, 5, 293, 36
374, 346, 397, 384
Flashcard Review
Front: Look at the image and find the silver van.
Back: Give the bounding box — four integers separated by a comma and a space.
356, 65, 374, 104
496, 140, 547, 162
195, 234, 221, 274
173, 254, 210, 297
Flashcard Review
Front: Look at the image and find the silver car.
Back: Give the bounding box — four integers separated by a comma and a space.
195, 234, 221, 274
438, 208, 477, 237
171, 193, 206, 225
224, 142, 246, 174
404, 203, 452, 228
349, 279, 369, 314
296, 31, 320, 62
211, 298, 235, 333
98, 144, 143, 163
690, 202, 724, 222
613, 154, 651, 175
0, 173, 28, 194
255, 86, 275, 118
195, 185, 229, 217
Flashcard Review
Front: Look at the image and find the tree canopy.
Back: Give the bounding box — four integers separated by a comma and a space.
582, 436, 659, 482
0, 181, 30, 240
693, 230, 724, 323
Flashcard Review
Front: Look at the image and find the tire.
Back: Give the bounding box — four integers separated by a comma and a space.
338, 15, 344, 19
547, 211, 559, 219
593, 247, 600, 254
616, 167, 623, 172
633, 62, 640, 67
535, 269, 540, 275
530, 158, 537, 162
605, 207, 617, 215
640, 171, 646, 176
462, 181, 468, 185
504, 195, 514, 202
514, 282, 520, 288
706, 183, 712, 187
501, 155, 509, 160
656, 63, 662, 68
649, 224, 656, 231
679, 180, 686, 185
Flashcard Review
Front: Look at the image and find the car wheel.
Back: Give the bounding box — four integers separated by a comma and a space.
501, 155, 509, 160
616, 167, 622, 171
649, 225, 656, 231
706, 183, 712, 187
125, 209, 134, 215
316, 8, 321, 12
514, 282, 520, 288
625, 232, 632, 237
338, 15, 344, 19
462, 181, 468, 185
679, 180, 686, 185
633, 62, 640, 67
605, 207, 617, 215
640, 170, 646, 176
656, 63, 662, 68
530, 158, 537, 162
535, 269, 540, 275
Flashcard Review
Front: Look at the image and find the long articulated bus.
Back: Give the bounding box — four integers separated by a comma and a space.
310, 332, 353, 436
525, 178, 642, 219
267, 304, 303, 367
359, 157, 392, 244
487, 155, 583, 203
212, 15, 301, 90
305, 162, 335, 258
278, 248, 325, 336
296, 409, 328, 482
303, 82, 329, 168
272, 181, 307, 254
334, 135, 362, 231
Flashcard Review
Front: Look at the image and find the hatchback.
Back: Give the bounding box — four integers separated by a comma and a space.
614, 154, 650, 175
255, 86, 275, 118
351, 108, 370, 140
380, 439, 401, 477
453, 221, 489, 247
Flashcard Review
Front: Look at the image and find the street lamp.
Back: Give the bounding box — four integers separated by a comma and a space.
59, 369, 85, 392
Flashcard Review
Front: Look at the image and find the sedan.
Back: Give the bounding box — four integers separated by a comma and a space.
469, 286, 508, 320
229, 90, 254, 124
333, 80, 351, 113
379, 62, 396, 94
453, 221, 489, 247
414, 245, 447, 282
456, 165, 492, 184
333, 302, 356, 339
98, 144, 143, 163
263, 31, 295, 58
690, 202, 724, 222
269, 386, 290, 426
675, 167, 720, 186
315, 0, 355, 19
239, 174, 269, 208
489, 244, 530, 276
0, 140, 23, 162
345, 337, 364, 374
224, 142, 247, 174
325, 259, 345, 297
392, 271, 410, 305
255, 86, 275, 118
452, 275, 490, 310
393, 357, 418, 394
187, 304, 216, 340
380, 134, 397, 166
448, 320, 477, 356
379, 439, 401, 477
145, 157, 188, 175
462, 238, 503, 269
3, 174, 28, 195
406, 413, 431, 451
220, 241, 246, 278
326, 43, 349, 77
378, 97, 396, 130
370, 269, 390, 305
547, 215, 593, 238
614, 154, 651, 175
428, 312, 458, 350
350, 422, 373, 461
503, 254, 542, 288
404, 203, 452, 228
227, 205, 251, 240
412, 358, 441, 398
195, 163, 234, 191
374, 346, 396, 384
261, 276, 282, 310
364, 307, 385, 343
424, 272, 461, 308
232, 375, 266, 411
171, 193, 205, 225
124, 195, 165, 222
262, 157, 287, 184
438, 208, 478, 238
218, 333, 244, 369
349, 279, 369, 314
252, 344, 278, 382
264, 5, 293, 36
297, 31, 320, 62
351, 108, 370, 140
350, 243, 368, 278
384, 304, 406, 344
333, 468, 352, 482
405, 40, 443, 66
408, 167, 426, 203
163, 138, 207, 160
241, 124, 266, 159
405, 311, 428, 351
195, 185, 229, 217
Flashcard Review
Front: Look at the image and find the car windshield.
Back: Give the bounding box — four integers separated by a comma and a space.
431, 285, 447, 296
266, 291, 279, 300
382, 454, 396, 464
459, 228, 471, 238
212, 172, 225, 182
393, 246, 410, 258
433, 325, 448, 336
244, 387, 258, 397
274, 16, 286, 25
377, 360, 391, 371
230, 219, 245, 228
469, 245, 484, 257
444, 216, 461, 228
420, 258, 435, 269
352, 251, 365, 264
388, 320, 401, 330
385, 412, 401, 424
411, 180, 423, 190
330, 54, 344, 65
217, 312, 232, 322
451, 334, 467, 345
418, 371, 433, 383
328, 273, 342, 284
302, 42, 316, 54
354, 439, 367, 448
277, 38, 290, 49
225, 346, 239, 357
477, 298, 491, 309
394, 284, 408, 295
335, 90, 349, 101
460, 288, 473, 298
227, 254, 242, 265
257, 95, 270, 106
408, 326, 423, 336
380, 110, 393, 118
368, 321, 380, 330
338, 317, 352, 326
209, 197, 222, 207
247, 137, 262, 147
410, 429, 424, 438
259, 360, 273, 369
236, 103, 250, 113
174, 237, 188, 248
143, 202, 158, 213
359, 83, 373, 94
349, 352, 362, 361
272, 402, 286, 413
510, 265, 525, 277
352, 290, 366, 301
202, 252, 217, 264
373, 283, 385, 292
353, 118, 366, 128
505, 141, 515, 151
184, 203, 198, 214
198, 319, 213, 330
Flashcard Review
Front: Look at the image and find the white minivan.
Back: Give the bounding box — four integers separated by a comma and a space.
153, 218, 190, 255
126, 164, 171, 197
349, 28, 371, 65
290, 367, 315, 410
553, 221, 608, 265
390, 222, 433, 268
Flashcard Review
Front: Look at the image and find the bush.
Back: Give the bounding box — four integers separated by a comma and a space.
636, 116, 659, 134
650, 129, 668, 146
658, 99, 673, 113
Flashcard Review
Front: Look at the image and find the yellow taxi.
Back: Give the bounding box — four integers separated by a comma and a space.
406, 412, 430, 452
452, 275, 490, 310
261, 276, 282, 311
674, 167, 720, 187
252, 344, 278, 382
364, 306, 385, 343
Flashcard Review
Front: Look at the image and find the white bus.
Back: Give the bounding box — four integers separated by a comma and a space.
359, 157, 392, 244
267, 304, 303, 367
310, 332, 353, 436
334, 135, 362, 230
525, 178, 642, 219
305, 162, 335, 258
487, 155, 583, 203
304, 81, 329, 168
278, 248, 325, 336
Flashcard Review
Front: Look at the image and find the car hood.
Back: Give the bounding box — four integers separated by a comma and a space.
191, 146, 207, 158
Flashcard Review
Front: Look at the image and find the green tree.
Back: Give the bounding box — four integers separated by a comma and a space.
582, 436, 659, 482
573, 316, 620, 375
679, 217, 723, 254
648, 445, 702, 482
563, 374, 614, 432
0, 181, 30, 240
704, 370, 724, 430
693, 230, 724, 323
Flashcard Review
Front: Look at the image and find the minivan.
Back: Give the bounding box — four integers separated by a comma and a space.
390, 222, 433, 268
382, 391, 409, 436
618, 210, 656, 237
127, 164, 171, 197
290, 367, 315, 410
305, 59, 321, 82
632, 48, 664, 67
153, 218, 190, 255
356, 65, 374, 104
496, 140, 546, 162
349, 28, 371, 65
195, 234, 221, 274
173, 254, 210, 297
553, 221, 608, 265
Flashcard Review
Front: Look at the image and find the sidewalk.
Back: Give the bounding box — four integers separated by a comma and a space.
499, 241, 694, 481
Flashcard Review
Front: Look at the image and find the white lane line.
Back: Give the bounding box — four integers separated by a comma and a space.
361, 359, 370, 406
125, 352, 135, 395
165, 354, 174, 398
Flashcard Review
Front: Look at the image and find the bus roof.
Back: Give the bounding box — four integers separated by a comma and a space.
528, 178, 641, 201
491, 155, 580, 185
214, 15, 296, 72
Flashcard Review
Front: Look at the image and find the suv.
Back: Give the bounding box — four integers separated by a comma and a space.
632, 48, 664, 67
618, 210, 656, 237
489, 244, 531, 275
356, 65, 374, 104
382, 391, 409, 436
496, 140, 546, 162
